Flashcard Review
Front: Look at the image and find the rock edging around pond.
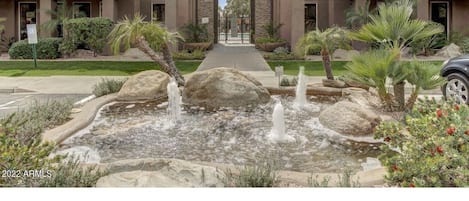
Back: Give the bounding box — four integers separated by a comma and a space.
94, 158, 386, 187
42, 94, 117, 144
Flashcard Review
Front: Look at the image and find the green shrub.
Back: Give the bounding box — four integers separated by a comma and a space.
61, 17, 113, 56
375, 98, 469, 187
0, 34, 16, 52
255, 37, 286, 44
39, 156, 107, 187
2, 100, 73, 145
409, 32, 447, 56
308, 168, 360, 187
280, 76, 290, 86
173, 49, 206, 60
8, 38, 62, 59
180, 23, 209, 43
449, 31, 469, 54
0, 133, 60, 187
223, 164, 279, 187
0, 101, 106, 187
92, 78, 126, 97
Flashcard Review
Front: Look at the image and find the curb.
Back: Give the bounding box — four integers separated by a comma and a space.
42, 93, 117, 144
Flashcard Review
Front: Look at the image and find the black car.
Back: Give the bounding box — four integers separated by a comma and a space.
441, 55, 469, 104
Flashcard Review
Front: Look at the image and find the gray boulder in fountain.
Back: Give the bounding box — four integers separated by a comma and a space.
319, 101, 381, 137
117, 70, 170, 101
182, 67, 270, 110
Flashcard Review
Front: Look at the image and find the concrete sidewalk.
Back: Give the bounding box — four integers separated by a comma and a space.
197, 44, 272, 71
0, 76, 128, 94
0, 73, 442, 95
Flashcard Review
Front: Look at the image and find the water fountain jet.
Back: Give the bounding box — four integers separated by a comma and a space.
167, 77, 181, 126
268, 101, 294, 143
293, 66, 307, 109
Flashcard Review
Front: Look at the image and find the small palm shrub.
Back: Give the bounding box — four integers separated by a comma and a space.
296, 27, 350, 80
374, 98, 469, 187
344, 49, 445, 111
92, 78, 126, 97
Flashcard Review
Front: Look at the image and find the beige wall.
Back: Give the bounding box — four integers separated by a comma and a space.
277, 0, 292, 45
176, 0, 193, 28
416, 0, 430, 20
452, 0, 469, 34
417, 0, 469, 35
328, 0, 351, 27
0, 0, 16, 41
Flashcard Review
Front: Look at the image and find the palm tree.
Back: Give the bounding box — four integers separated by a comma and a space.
351, 0, 443, 109
41, 0, 84, 37
108, 14, 185, 86
345, 49, 400, 109
346, 0, 373, 28
297, 27, 349, 80
404, 61, 446, 110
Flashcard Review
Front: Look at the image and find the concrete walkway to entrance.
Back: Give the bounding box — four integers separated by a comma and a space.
196, 44, 272, 71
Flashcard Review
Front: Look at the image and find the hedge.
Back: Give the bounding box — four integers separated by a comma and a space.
61, 17, 114, 56
8, 38, 62, 59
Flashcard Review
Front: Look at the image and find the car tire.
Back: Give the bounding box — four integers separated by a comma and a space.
443, 73, 469, 104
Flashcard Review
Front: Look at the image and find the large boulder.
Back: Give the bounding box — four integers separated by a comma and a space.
182, 68, 270, 110
342, 88, 381, 109
436, 43, 462, 58
319, 101, 381, 137
117, 70, 170, 101
96, 158, 225, 187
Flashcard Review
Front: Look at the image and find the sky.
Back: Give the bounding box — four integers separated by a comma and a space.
220, 0, 227, 8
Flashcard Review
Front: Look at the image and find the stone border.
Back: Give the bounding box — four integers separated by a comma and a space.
42, 93, 117, 144
95, 158, 386, 187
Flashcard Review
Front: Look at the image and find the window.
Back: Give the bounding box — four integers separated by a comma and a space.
431, 1, 450, 37
18, 2, 37, 40
152, 4, 165, 22
73, 2, 91, 18
305, 4, 316, 33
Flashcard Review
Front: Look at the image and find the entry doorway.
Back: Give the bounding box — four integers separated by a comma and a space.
430, 1, 450, 37
18, 2, 37, 40
217, 0, 254, 44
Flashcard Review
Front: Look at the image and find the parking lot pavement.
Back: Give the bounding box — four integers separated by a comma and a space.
0, 93, 90, 118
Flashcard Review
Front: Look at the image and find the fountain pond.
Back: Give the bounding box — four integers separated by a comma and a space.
58, 96, 381, 174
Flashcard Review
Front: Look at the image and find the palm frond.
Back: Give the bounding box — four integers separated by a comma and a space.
351, 0, 443, 50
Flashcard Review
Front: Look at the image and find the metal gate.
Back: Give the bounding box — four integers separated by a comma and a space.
217, 1, 253, 44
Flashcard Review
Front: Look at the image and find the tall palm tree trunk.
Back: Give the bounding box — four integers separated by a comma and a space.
405, 88, 419, 111
321, 50, 334, 80
394, 51, 405, 110
161, 43, 185, 86
136, 37, 185, 86
394, 82, 406, 110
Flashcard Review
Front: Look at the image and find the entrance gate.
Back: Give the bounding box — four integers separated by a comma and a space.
215, 0, 255, 44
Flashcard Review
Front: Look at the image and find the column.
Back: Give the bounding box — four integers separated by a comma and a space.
165, 0, 178, 31
290, 0, 304, 48
39, 0, 54, 37
328, 0, 335, 26
102, 0, 116, 21
416, 0, 429, 21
